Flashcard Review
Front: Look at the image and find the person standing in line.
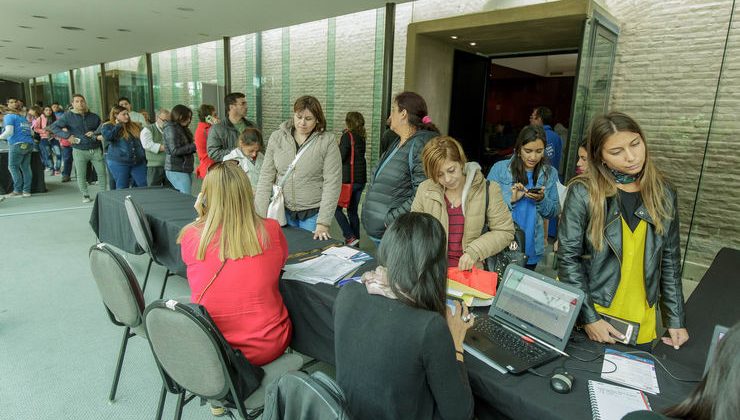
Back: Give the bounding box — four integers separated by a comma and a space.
163, 104, 196, 194
100, 105, 147, 189
51, 103, 65, 119
558, 112, 688, 350
48, 94, 106, 203
487, 125, 560, 270
140, 108, 170, 187
117, 97, 147, 125
194, 104, 218, 178
362, 91, 440, 246
254, 95, 341, 240
222, 127, 264, 189
334, 111, 367, 247
0, 98, 34, 197
207, 92, 257, 162
34, 106, 61, 175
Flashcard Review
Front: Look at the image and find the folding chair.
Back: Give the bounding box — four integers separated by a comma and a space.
144, 299, 304, 419
124, 195, 174, 298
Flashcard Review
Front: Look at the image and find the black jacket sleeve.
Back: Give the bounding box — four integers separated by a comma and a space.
164, 125, 196, 156
658, 189, 686, 329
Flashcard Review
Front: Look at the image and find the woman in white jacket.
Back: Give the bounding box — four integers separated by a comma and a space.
254, 96, 341, 240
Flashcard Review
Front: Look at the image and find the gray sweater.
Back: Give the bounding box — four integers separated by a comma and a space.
254, 120, 341, 227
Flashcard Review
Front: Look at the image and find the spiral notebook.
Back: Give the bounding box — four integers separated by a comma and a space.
588, 380, 651, 420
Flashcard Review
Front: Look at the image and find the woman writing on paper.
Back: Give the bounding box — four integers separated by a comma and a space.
254, 95, 341, 240
412, 136, 514, 270
558, 112, 688, 349
334, 212, 474, 420
178, 161, 291, 366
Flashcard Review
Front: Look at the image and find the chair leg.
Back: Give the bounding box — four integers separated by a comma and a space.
142, 258, 153, 292
109, 327, 132, 402
174, 391, 185, 420
158, 269, 170, 299
155, 382, 167, 420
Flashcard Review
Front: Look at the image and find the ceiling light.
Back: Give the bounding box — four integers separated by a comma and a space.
450, 36, 458, 40
66, 47, 77, 51
176, 7, 195, 11
117, 28, 131, 32
469, 42, 477, 46
18, 25, 32, 29
61, 26, 84, 31
1, 40, 11, 42
27, 46, 43, 49
6, 57, 18, 60
199, 33, 209, 37
96, 36, 108, 40
32, 15, 48, 19
55, 52, 64, 55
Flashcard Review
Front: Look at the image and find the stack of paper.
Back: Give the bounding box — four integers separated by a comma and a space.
322, 246, 373, 263
283, 254, 364, 285
601, 348, 660, 395
588, 380, 652, 420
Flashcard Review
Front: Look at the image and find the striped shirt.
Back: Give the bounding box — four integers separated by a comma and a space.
445, 196, 465, 267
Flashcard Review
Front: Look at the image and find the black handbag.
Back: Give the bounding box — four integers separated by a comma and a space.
481, 180, 527, 279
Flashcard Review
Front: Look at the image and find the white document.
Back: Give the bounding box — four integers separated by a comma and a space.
588, 380, 651, 420
322, 246, 360, 260
601, 348, 660, 395
283, 254, 363, 285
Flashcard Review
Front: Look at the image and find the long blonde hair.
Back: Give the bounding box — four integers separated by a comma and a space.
574, 112, 672, 251
109, 105, 141, 139
177, 162, 267, 261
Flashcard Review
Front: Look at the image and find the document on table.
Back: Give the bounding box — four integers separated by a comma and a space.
283, 254, 364, 285
322, 246, 373, 263
601, 348, 660, 395
588, 380, 652, 420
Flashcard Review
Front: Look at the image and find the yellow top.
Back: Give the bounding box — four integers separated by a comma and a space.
594, 219, 656, 344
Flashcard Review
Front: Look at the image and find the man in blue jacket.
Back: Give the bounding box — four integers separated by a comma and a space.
49, 94, 106, 203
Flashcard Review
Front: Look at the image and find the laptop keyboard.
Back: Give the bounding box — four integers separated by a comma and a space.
472, 317, 550, 364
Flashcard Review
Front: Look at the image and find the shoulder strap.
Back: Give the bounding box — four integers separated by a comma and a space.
277, 138, 315, 188
349, 131, 355, 184
407, 139, 416, 175
482, 180, 490, 235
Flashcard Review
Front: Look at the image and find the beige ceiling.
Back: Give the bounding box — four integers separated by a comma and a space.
0, 0, 409, 81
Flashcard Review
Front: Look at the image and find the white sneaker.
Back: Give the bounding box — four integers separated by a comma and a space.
22, 193, 31, 198
82, 196, 92, 203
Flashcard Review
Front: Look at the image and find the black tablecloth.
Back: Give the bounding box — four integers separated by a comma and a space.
89, 187, 700, 419
0, 143, 48, 194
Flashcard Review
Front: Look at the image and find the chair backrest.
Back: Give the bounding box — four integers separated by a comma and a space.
88, 243, 146, 333
262, 371, 352, 420
124, 195, 156, 259
144, 300, 232, 401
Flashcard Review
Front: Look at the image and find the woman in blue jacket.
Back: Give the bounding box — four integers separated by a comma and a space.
101, 105, 147, 189
487, 125, 559, 269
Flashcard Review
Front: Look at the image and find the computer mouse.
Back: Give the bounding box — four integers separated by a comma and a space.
549, 372, 574, 394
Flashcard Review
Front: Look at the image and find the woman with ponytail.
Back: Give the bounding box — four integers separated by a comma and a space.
557, 112, 688, 349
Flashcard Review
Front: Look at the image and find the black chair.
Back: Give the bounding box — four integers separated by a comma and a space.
262, 371, 352, 420
124, 195, 174, 298
88, 243, 152, 405
144, 299, 304, 420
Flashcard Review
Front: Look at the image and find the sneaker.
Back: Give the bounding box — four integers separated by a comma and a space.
54, 171, 61, 176
210, 405, 226, 417
346, 236, 360, 247
6, 191, 22, 198
0, 196, 5, 202
62, 176, 71, 182
82, 196, 92, 203
22, 193, 31, 198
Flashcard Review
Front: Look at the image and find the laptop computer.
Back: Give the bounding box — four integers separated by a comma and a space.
464, 265, 585, 374
703, 324, 729, 376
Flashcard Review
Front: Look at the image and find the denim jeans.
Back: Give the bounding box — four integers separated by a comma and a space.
334, 183, 365, 240
49, 139, 61, 171
107, 159, 148, 189
285, 212, 318, 233
39, 138, 52, 169
8, 142, 33, 193
166, 170, 192, 195
72, 148, 107, 196
61, 146, 73, 177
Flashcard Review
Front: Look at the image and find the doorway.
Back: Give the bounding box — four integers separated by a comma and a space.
404, 0, 619, 181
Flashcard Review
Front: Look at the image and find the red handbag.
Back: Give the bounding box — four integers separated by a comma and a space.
338, 132, 354, 208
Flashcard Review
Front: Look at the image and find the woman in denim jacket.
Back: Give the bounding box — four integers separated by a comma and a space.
100, 105, 147, 189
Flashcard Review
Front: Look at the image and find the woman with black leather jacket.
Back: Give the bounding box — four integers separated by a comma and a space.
164, 104, 197, 194
557, 112, 688, 350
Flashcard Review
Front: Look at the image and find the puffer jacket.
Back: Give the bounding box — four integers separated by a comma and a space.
557, 181, 685, 328
361, 130, 437, 239
100, 123, 146, 165
254, 120, 341, 227
411, 162, 515, 266
163, 121, 196, 173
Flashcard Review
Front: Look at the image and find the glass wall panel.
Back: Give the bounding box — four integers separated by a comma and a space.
72, 65, 103, 116
105, 56, 151, 121
230, 34, 258, 122
51, 71, 71, 107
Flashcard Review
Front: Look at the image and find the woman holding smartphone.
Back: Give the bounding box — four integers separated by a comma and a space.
557, 112, 688, 349
487, 125, 559, 270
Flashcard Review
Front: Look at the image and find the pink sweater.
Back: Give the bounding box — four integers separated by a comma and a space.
180, 219, 292, 366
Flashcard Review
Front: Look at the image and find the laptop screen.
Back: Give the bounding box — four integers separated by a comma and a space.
492, 266, 583, 347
